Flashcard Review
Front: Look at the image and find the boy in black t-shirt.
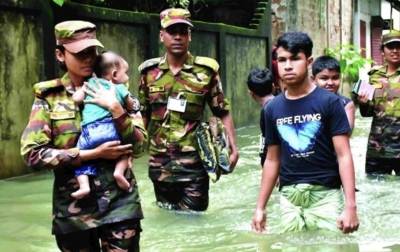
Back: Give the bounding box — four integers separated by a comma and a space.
251, 31, 359, 234
246, 67, 274, 167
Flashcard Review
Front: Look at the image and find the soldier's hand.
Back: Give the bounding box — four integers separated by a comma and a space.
75, 85, 86, 92
84, 73, 120, 110
129, 111, 143, 119
357, 90, 369, 105
95, 141, 132, 160
229, 148, 239, 172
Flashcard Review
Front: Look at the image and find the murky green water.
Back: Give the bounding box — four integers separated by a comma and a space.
2, 111, 400, 252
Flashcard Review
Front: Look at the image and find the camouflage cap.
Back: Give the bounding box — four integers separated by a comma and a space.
160, 8, 193, 28
382, 31, 400, 45
54, 20, 104, 53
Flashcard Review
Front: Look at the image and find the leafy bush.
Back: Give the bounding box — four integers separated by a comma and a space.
324, 44, 375, 89
53, 0, 207, 9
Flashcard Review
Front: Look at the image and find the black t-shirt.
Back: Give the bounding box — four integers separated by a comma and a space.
263, 87, 350, 189
259, 99, 273, 166
336, 93, 352, 107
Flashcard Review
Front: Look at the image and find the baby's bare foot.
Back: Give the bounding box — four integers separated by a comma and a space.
114, 172, 130, 190
71, 186, 90, 199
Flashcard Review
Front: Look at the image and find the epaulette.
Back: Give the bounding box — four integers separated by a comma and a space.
194, 56, 219, 72
138, 57, 162, 74
33, 79, 62, 98
368, 65, 384, 75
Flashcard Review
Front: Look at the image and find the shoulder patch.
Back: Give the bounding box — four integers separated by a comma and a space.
33, 79, 62, 97
368, 65, 384, 75
138, 57, 162, 74
129, 94, 141, 112
194, 56, 219, 72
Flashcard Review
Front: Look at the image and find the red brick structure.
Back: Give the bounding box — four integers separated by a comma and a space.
271, 0, 354, 56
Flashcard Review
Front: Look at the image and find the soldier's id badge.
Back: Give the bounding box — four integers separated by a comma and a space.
167, 96, 187, 113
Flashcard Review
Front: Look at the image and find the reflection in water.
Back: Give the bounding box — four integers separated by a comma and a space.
1, 111, 400, 251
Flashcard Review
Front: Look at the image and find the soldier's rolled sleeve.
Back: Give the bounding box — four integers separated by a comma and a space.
113, 111, 148, 158
207, 71, 230, 117
138, 75, 151, 119
21, 97, 82, 170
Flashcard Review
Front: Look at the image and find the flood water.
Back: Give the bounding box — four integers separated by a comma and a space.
1, 111, 400, 252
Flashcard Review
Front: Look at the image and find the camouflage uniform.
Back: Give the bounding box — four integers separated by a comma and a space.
138, 9, 230, 211
359, 32, 400, 175
20, 21, 147, 251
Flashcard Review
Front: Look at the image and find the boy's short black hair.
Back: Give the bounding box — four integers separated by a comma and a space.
94, 50, 124, 78
246, 67, 273, 97
276, 31, 313, 58
312, 55, 340, 76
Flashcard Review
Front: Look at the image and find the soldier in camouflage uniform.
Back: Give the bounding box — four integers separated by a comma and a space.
138, 8, 239, 211
20, 21, 147, 251
358, 31, 400, 175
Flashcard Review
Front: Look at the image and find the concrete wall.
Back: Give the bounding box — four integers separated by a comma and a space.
341, 0, 354, 47
0, 8, 45, 179
225, 35, 267, 127
271, 0, 354, 95
96, 23, 148, 96
298, 0, 329, 55
270, 0, 287, 44
0, 0, 271, 179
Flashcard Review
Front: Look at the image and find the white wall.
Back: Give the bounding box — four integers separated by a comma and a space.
354, 0, 373, 57
381, 0, 400, 33
370, 0, 381, 15
354, 0, 378, 79
360, 0, 370, 14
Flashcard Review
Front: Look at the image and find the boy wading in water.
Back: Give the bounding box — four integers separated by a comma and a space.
311, 55, 355, 135
246, 67, 274, 167
251, 31, 359, 234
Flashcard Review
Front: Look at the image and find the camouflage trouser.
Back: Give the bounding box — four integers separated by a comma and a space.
366, 157, 400, 175
153, 178, 210, 211
55, 219, 141, 252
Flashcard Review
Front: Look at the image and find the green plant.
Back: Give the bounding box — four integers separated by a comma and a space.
324, 44, 375, 92
52, 0, 66, 6
166, 0, 190, 8
53, 0, 206, 8
52, 0, 104, 6
166, 0, 208, 12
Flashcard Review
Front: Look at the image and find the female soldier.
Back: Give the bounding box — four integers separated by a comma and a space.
20, 20, 147, 251
358, 31, 400, 176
